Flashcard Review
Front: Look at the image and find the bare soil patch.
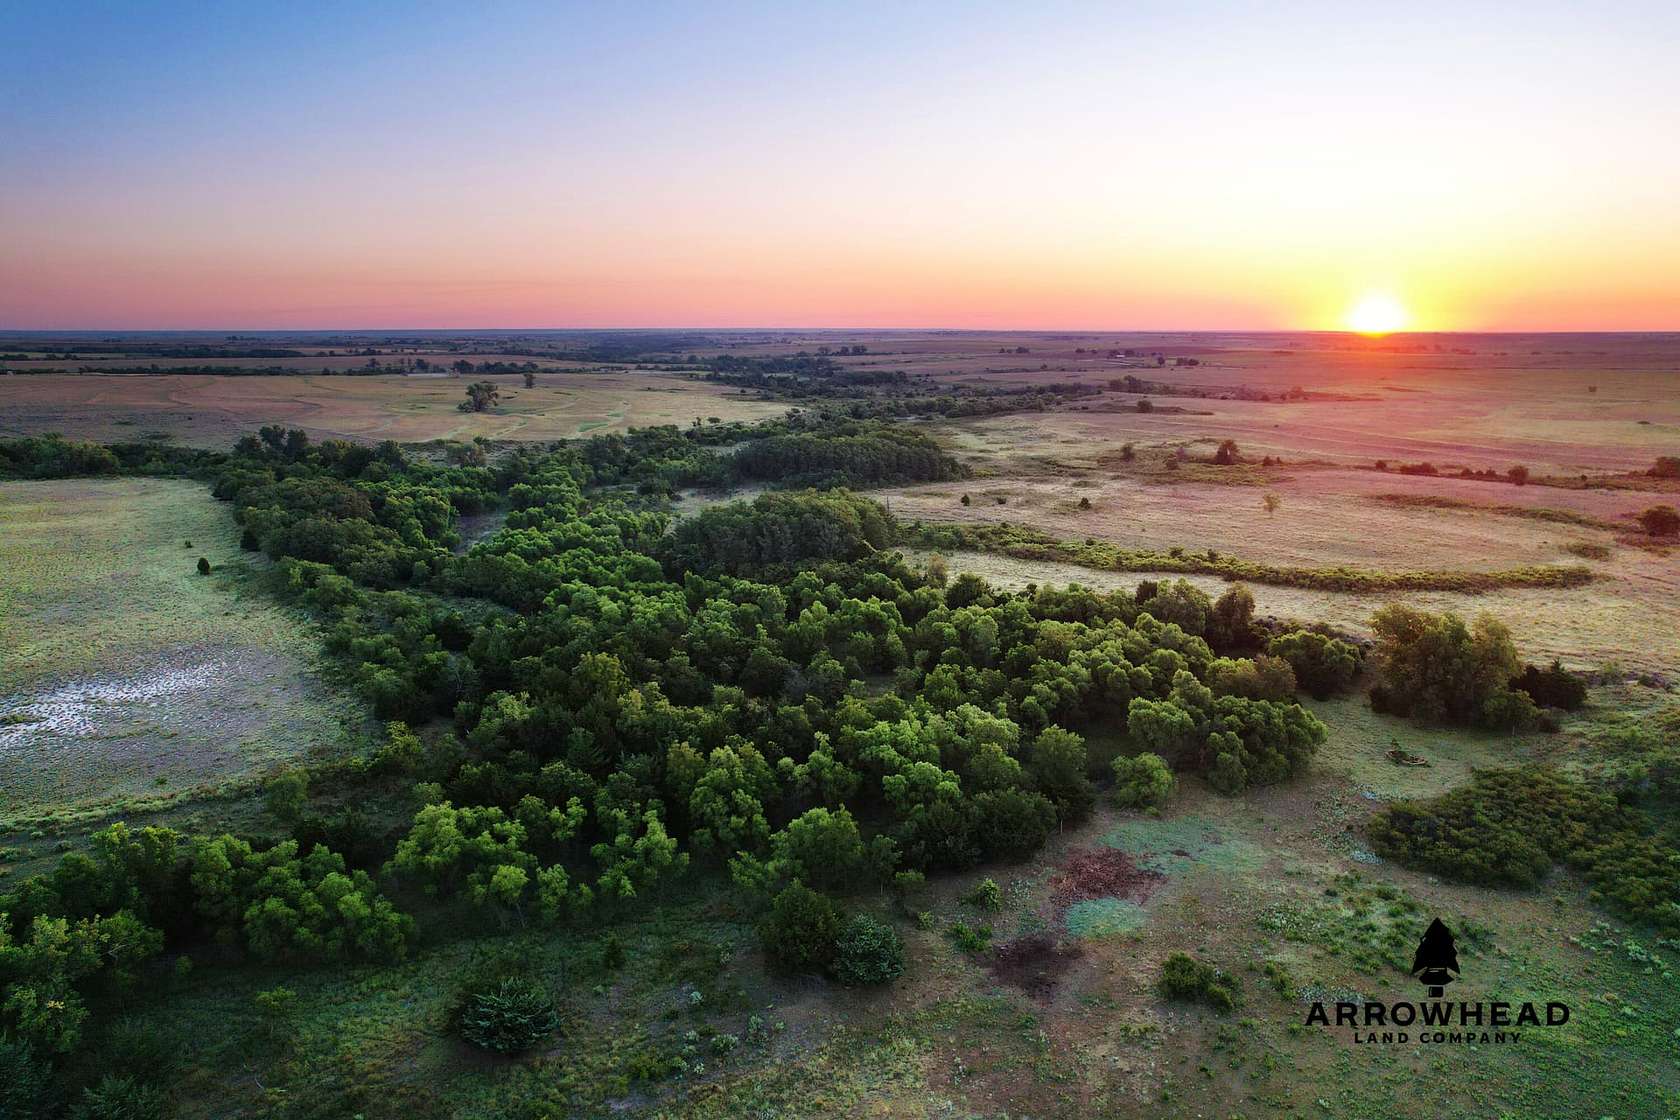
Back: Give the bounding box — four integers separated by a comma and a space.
989, 932, 1084, 1000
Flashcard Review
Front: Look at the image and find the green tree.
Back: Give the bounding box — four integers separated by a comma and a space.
831, 914, 905, 986
1111, 752, 1174, 810
458, 381, 501, 413
758, 883, 843, 974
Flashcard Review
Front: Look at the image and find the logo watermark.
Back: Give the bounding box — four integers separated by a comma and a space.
1302, 917, 1570, 1046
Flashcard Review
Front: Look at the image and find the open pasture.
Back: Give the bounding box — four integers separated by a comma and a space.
0, 478, 360, 824
0, 369, 786, 447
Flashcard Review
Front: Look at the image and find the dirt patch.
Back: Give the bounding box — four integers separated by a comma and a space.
1048, 847, 1165, 913
989, 932, 1085, 1000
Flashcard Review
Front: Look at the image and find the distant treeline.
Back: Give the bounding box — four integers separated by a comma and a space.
0, 413, 968, 495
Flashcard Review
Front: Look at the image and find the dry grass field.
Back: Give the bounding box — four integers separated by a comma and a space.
0, 369, 785, 447
839, 331, 1680, 677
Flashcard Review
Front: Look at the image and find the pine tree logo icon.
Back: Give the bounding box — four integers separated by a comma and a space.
1411, 917, 1461, 998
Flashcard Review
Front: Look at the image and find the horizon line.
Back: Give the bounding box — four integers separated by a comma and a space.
6, 326, 1680, 337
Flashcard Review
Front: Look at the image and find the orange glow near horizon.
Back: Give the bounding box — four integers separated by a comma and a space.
1346, 293, 1411, 335
3, 6, 1678, 331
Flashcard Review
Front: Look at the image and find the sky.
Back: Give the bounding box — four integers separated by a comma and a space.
2, 0, 1677, 331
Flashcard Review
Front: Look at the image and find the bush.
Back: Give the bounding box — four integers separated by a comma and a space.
946, 920, 993, 954
830, 914, 905, 986
1111, 753, 1174, 810
971, 789, 1057, 861
758, 883, 843, 974
0, 1037, 56, 1120
1638, 505, 1680, 537
963, 877, 1002, 910
1208, 654, 1296, 701
1158, 952, 1240, 1012
1266, 630, 1361, 698
105, 1017, 180, 1084
458, 977, 561, 1054
68, 1076, 168, 1120
195, 556, 211, 575
1369, 766, 1680, 934
1368, 605, 1535, 729
1512, 660, 1587, 711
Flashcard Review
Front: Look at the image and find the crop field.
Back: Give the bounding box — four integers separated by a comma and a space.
0, 478, 362, 829
0, 369, 786, 447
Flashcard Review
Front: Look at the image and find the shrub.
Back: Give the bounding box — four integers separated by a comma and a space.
925, 553, 948, 587
1369, 767, 1599, 887
196, 556, 211, 575
105, 1017, 180, 1083
1111, 753, 1174, 810
972, 789, 1057, 861
1511, 660, 1587, 711
68, 1076, 168, 1120
1638, 505, 1680, 537
964, 877, 1002, 910
946, 920, 993, 954
600, 934, 626, 971
0, 1037, 56, 1120
1266, 630, 1360, 698
1368, 605, 1536, 729
758, 883, 843, 974
904, 521, 1595, 596
1370, 766, 1680, 934
830, 914, 905, 986
252, 986, 298, 1044
1213, 439, 1239, 465
1158, 952, 1240, 1012
1649, 456, 1680, 479
458, 977, 561, 1054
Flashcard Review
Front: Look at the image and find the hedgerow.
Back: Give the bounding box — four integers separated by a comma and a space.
906, 521, 1597, 594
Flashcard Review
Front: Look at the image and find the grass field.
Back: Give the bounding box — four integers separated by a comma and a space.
0, 370, 787, 447
0, 478, 363, 828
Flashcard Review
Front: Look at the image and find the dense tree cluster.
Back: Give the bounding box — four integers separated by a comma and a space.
731, 425, 966, 487
0, 420, 1331, 1096
0, 823, 410, 1056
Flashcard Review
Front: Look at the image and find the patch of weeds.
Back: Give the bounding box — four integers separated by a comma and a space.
1261, 960, 1296, 1000
1159, 952, 1242, 1012
1256, 874, 1464, 977
964, 876, 1003, 910
947, 920, 994, 954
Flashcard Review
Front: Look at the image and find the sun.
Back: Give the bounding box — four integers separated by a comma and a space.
1346, 292, 1410, 335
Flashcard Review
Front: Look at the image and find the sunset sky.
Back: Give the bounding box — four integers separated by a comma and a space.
3, 1, 1677, 331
